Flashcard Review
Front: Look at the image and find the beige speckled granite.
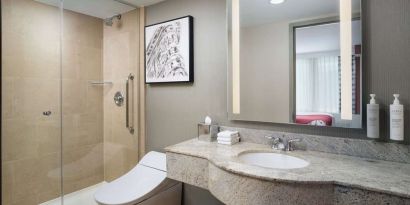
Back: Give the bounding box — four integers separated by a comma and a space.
208, 163, 334, 205
165, 139, 410, 202
220, 126, 410, 164
167, 152, 209, 189
334, 186, 410, 205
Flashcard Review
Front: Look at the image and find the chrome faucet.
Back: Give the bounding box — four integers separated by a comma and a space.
265, 136, 301, 151
286, 139, 301, 151
265, 136, 285, 150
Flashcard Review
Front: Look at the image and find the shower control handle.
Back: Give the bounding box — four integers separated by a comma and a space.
114, 92, 124, 106
43, 111, 52, 116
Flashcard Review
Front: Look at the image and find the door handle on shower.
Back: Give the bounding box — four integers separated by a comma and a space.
126, 73, 135, 134
43, 111, 52, 116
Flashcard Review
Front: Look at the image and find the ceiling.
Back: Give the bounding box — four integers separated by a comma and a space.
35, 0, 166, 19
296, 20, 362, 54
240, 0, 361, 27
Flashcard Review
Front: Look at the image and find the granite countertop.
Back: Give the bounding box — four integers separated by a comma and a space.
165, 139, 410, 198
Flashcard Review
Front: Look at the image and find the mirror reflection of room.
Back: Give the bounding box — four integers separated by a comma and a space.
295, 20, 362, 128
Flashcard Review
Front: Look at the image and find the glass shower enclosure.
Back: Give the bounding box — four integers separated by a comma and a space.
2, 0, 64, 204
2, 0, 141, 204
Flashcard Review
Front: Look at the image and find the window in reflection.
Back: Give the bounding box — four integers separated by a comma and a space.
295, 20, 362, 128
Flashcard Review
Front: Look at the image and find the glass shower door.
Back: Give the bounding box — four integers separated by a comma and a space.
2, 0, 141, 204
60, 2, 105, 203
1, 0, 63, 204
60, 2, 140, 203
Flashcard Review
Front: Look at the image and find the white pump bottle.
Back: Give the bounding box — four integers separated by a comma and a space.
390, 94, 404, 141
367, 94, 379, 139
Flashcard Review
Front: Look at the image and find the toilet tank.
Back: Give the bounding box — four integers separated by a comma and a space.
139, 151, 167, 172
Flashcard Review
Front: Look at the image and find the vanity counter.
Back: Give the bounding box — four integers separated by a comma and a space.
165, 139, 410, 204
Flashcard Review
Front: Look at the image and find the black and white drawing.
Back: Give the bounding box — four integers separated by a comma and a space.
145, 16, 193, 83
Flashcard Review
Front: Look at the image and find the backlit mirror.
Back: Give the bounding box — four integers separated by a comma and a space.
227, 0, 362, 128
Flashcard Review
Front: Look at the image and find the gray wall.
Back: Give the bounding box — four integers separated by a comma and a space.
363, 0, 410, 143
146, 0, 410, 204
146, 1, 227, 203
146, 0, 229, 152
237, 21, 291, 123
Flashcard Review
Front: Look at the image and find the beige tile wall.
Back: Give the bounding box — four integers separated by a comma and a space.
103, 9, 140, 182
61, 7, 104, 196
1, 0, 104, 204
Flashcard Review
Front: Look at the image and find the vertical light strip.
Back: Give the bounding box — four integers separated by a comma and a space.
232, 0, 240, 114
340, 0, 352, 120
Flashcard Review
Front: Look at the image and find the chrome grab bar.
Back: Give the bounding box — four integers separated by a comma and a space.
126, 73, 135, 134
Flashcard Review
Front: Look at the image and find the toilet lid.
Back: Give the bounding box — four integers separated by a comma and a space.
94, 165, 167, 205
139, 151, 167, 171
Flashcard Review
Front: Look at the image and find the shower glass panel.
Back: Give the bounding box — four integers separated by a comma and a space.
2, 0, 141, 204
60, 0, 140, 204
60, 2, 105, 203
61, 0, 142, 179
1, 0, 63, 204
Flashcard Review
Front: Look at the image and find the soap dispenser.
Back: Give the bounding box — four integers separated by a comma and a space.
367, 94, 379, 139
390, 94, 404, 141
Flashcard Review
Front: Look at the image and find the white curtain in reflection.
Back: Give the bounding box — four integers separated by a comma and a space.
296, 55, 340, 113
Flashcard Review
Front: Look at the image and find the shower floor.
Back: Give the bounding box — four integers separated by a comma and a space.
39, 182, 106, 205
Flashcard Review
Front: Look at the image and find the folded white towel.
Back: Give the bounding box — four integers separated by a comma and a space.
217, 140, 238, 145
217, 135, 238, 140
217, 135, 239, 141
217, 130, 239, 138
217, 136, 240, 143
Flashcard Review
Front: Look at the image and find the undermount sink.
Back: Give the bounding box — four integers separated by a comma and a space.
238, 152, 309, 169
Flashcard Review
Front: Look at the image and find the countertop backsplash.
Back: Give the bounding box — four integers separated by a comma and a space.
220, 126, 410, 164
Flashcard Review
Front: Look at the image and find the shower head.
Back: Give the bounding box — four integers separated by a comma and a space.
104, 14, 122, 26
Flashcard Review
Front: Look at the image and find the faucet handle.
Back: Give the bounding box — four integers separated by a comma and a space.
286, 138, 301, 151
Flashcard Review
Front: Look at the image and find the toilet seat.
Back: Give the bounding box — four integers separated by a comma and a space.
94, 152, 178, 205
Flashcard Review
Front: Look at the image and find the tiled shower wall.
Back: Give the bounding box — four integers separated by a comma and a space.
1, 0, 104, 204
103, 9, 141, 182
61, 1, 104, 198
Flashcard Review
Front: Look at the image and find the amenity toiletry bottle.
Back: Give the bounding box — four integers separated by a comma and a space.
390, 94, 404, 141
367, 94, 379, 139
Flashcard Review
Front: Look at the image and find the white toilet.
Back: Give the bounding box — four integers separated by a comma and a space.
94, 152, 182, 205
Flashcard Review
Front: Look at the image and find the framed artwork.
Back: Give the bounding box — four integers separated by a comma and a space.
145, 16, 194, 84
